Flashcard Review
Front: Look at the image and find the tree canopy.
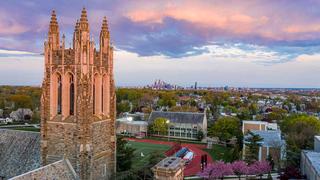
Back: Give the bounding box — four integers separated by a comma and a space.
208, 116, 242, 142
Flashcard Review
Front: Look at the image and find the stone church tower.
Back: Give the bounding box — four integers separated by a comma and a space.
41, 8, 116, 179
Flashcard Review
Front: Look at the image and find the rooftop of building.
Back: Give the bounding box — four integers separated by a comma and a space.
116, 117, 148, 126
152, 157, 183, 170
149, 111, 205, 124
302, 150, 320, 175
10, 159, 78, 180
245, 130, 285, 147
242, 120, 277, 125
0, 129, 40, 179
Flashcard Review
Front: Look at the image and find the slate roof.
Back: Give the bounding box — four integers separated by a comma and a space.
302, 150, 320, 175
10, 159, 78, 180
148, 111, 205, 124
0, 129, 41, 179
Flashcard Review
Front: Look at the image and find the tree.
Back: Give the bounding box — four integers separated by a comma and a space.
197, 130, 204, 141
237, 107, 251, 120
280, 115, 320, 166
198, 161, 234, 179
169, 105, 198, 112
266, 107, 287, 121
116, 101, 131, 114
116, 136, 135, 172
231, 161, 248, 179
208, 116, 242, 142
8, 94, 33, 110
198, 160, 271, 180
150, 117, 169, 135
244, 131, 263, 164
248, 161, 272, 179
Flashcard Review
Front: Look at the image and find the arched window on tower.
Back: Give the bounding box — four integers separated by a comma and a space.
93, 77, 96, 114
69, 75, 75, 115
102, 74, 110, 115
93, 74, 101, 115
57, 75, 62, 114
101, 83, 104, 113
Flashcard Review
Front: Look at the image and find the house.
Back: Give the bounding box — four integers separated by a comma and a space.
242, 120, 278, 134
243, 130, 285, 168
301, 136, 320, 180
9, 108, 33, 121
148, 111, 207, 140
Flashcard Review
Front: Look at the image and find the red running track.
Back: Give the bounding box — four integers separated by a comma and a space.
125, 138, 213, 177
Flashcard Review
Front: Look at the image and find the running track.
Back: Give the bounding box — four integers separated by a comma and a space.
125, 138, 213, 176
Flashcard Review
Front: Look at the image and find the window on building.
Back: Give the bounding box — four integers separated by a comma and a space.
69, 75, 75, 115
93, 78, 96, 114
57, 75, 62, 114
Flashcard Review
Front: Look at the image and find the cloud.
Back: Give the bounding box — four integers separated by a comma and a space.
2, 0, 320, 62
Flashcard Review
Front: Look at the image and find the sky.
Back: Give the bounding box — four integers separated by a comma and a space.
1, 0, 320, 88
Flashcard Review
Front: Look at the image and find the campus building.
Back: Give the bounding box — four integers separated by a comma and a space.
242, 120, 278, 133
242, 120, 285, 168
152, 157, 184, 180
116, 117, 148, 137
148, 111, 207, 140
301, 136, 320, 180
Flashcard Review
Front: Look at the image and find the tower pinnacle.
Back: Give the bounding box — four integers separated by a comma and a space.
79, 8, 89, 31
49, 10, 59, 33
101, 16, 108, 31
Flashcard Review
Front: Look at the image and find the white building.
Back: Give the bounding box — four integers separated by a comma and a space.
148, 111, 207, 140
301, 136, 320, 180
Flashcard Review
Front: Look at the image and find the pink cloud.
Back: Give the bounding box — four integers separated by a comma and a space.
124, 0, 320, 41
0, 11, 29, 35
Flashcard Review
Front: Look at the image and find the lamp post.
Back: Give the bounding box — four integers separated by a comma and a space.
127, 117, 133, 137
166, 119, 170, 141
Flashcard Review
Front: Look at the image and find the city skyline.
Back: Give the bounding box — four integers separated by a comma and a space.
1, 0, 320, 88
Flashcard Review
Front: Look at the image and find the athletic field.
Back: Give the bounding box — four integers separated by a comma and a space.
126, 140, 171, 168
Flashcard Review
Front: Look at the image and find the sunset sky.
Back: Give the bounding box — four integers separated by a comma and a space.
1, 0, 320, 87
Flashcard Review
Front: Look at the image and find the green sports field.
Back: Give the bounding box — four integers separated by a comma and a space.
126, 141, 171, 168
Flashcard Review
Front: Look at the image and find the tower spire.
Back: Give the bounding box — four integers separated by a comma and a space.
48, 10, 60, 50
79, 7, 89, 31
101, 16, 108, 32
49, 10, 59, 33
99, 16, 110, 53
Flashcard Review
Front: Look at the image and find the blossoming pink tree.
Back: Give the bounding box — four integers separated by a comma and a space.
231, 160, 249, 179
198, 161, 234, 179
198, 160, 271, 179
248, 161, 272, 179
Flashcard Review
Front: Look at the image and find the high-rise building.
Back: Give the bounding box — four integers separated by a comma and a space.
40, 8, 116, 179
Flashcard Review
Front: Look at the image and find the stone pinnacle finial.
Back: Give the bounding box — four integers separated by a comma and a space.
80, 7, 88, 23
75, 19, 80, 30
50, 10, 58, 25
101, 16, 108, 31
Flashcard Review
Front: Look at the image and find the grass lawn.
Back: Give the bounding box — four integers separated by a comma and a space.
126, 141, 171, 168
203, 144, 234, 162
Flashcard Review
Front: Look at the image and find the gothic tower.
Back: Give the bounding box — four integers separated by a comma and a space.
41, 8, 116, 179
